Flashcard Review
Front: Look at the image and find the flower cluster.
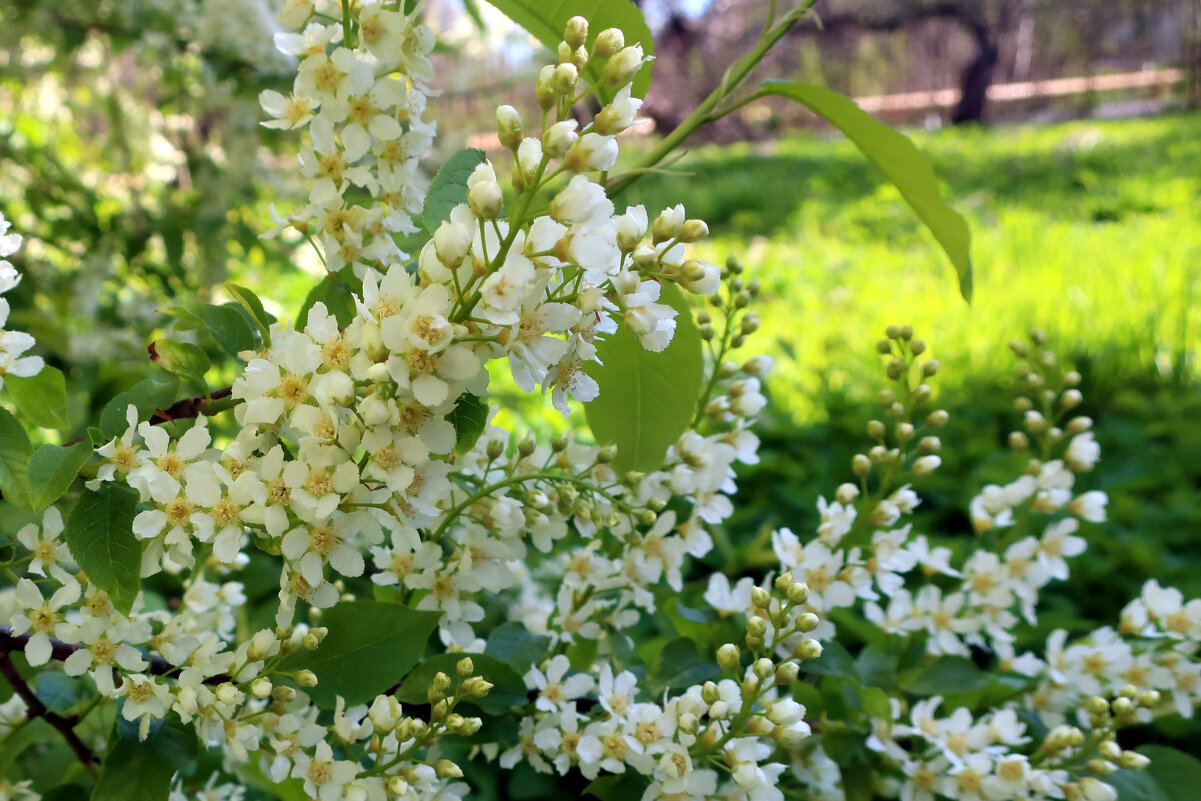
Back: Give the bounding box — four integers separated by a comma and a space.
0, 213, 44, 391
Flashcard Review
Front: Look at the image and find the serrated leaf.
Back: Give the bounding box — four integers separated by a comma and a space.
647, 637, 720, 694
99, 376, 179, 439
149, 339, 210, 385
448, 393, 488, 455
485, 623, 551, 677
755, 81, 973, 302
485, 0, 654, 101
423, 148, 485, 235
900, 655, 991, 696
584, 283, 702, 473
278, 600, 441, 707
63, 484, 141, 616
169, 303, 257, 358
0, 406, 32, 508
6, 367, 69, 430
93, 714, 199, 801
297, 268, 360, 332
224, 283, 275, 347
26, 441, 92, 512
395, 652, 527, 714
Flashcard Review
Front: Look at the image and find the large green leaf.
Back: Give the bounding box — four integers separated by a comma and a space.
395, 652, 527, 714
93, 714, 199, 801
26, 441, 92, 513
224, 283, 275, 347
6, 367, 69, 430
584, 283, 703, 473
0, 406, 32, 508
1112, 746, 1201, 801
149, 339, 210, 386
899, 655, 992, 696
279, 600, 441, 707
647, 637, 720, 694
98, 376, 179, 439
755, 81, 973, 302
63, 484, 141, 616
169, 303, 257, 358
423, 148, 485, 235
485, 622, 551, 676
297, 267, 361, 331
483, 0, 653, 101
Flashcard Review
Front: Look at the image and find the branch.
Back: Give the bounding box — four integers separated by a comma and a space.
0, 626, 227, 684
0, 650, 98, 772
149, 385, 234, 425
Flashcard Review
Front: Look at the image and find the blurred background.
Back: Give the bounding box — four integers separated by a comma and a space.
0, 0, 1198, 756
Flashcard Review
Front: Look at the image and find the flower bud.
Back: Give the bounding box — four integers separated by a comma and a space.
434, 760, 463, 779
601, 44, 645, 86
717, 643, 741, 673
1120, 751, 1150, 770
753, 658, 774, 679
551, 62, 578, 96
457, 657, 474, 677
701, 681, 719, 704
746, 616, 767, 638
852, 454, 871, 477
796, 612, 820, 633
251, 678, 273, 698
592, 27, 625, 59
467, 162, 503, 220
535, 65, 557, 109
795, 640, 823, 660
543, 120, 579, 158
751, 586, 771, 609
787, 582, 810, 605
927, 409, 949, 427
496, 105, 523, 150
677, 219, 708, 243
913, 455, 941, 476
295, 669, 318, 687
775, 661, 800, 684
563, 16, 589, 48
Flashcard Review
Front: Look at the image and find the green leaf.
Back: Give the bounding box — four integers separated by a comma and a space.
447, 393, 488, 455
584, 283, 703, 473
236, 757, 308, 801
801, 639, 858, 679
169, 303, 257, 358
899, 655, 992, 696
224, 283, 275, 347
857, 685, 892, 720
63, 484, 141, 616
279, 600, 441, 707
395, 652, 527, 714
99, 376, 179, 439
755, 81, 973, 302
6, 367, 69, 430
26, 441, 92, 512
0, 406, 32, 508
35, 672, 87, 714
93, 714, 199, 801
1112, 746, 1201, 801
485, 622, 551, 677
423, 148, 485, 234
584, 773, 650, 801
647, 637, 720, 694
149, 339, 210, 385
297, 268, 360, 331
485, 0, 654, 101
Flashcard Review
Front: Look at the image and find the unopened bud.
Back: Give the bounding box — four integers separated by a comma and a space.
434, 760, 463, 779
457, 657, 474, 677
295, 669, 318, 687
852, 454, 871, 477
796, 612, 820, 633
563, 16, 588, 48
251, 678, 273, 698
753, 658, 774, 679
787, 582, 810, 605
678, 219, 708, 243
795, 640, 822, 660
496, 105, 523, 150
717, 643, 741, 673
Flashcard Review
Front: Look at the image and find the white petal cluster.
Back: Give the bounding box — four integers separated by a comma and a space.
0, 212, 44, 391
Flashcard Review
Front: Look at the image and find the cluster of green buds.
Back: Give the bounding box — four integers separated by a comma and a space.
720, 571, 822, 667
529, 16, 648, 122
855, 325, 948, 484
426, 657, 494, 737
697, 256, 767, 423
1008, 328, 1091, 462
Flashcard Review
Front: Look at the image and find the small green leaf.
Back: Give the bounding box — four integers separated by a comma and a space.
6, 367, 69, 430
99, 376, 179, 439
297, 268, 360, 331
486, 0, 654, 101
93, 714, 199, 801
149, 339, 210, 385
857, 685, 892, 720
584, 283, 703, 473
26, 441, 92, 512
448, 393, 488, 455
224, 283, 275, 347
647, 638, 720, 694
279, 600, 441, 707
395, 652, 527, 714
169, 304, 257, 358
899, 655, 992, 696
584, 773, 651, 801
485, 623, 551, 677
755, 81, 973, 302
63, 484, 141, 616
423, 148, 486, 234
0, 406, 32, 508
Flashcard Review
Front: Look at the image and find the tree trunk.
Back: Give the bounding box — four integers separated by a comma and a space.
951, 27, 999, 124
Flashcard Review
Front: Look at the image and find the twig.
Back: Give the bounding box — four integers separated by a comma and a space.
0, 650, 97, 773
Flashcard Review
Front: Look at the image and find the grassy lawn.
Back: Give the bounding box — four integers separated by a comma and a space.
624, 112, 1201, 419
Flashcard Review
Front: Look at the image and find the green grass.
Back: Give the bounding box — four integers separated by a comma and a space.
623, 112, 1201, 419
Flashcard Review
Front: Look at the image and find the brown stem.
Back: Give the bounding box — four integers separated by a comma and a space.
0, 626, 227, 684
0, 650, 98, 773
